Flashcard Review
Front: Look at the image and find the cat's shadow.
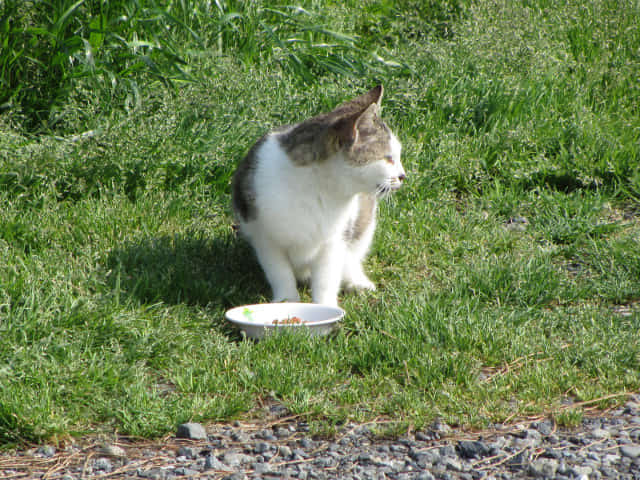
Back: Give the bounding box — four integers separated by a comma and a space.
106, 232, 268, 310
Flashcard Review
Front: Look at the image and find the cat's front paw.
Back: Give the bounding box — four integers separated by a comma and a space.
345, 277, 376, 292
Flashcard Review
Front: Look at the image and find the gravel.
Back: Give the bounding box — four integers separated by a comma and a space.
2, 394, 639, 479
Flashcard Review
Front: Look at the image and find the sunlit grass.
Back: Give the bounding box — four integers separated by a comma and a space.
1, 0, 639, 445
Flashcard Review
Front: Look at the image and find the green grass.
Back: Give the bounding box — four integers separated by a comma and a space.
1, 0, 639, 445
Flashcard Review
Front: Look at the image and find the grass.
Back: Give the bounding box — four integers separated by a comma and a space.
1, 0, 639, 445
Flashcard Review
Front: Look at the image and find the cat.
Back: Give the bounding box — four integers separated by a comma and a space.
231, 85, 405, 306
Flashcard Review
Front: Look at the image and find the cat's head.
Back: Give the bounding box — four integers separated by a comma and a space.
330, 85, 406, 196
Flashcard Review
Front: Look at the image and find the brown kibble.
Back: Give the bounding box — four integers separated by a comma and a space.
272, 316, 305, 325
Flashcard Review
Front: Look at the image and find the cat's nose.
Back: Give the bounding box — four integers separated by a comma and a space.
398, 173, 406, 182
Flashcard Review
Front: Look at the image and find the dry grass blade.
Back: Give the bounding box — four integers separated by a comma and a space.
480, 343, 572, 383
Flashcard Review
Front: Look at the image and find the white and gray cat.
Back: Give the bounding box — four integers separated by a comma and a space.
232, 85, 405, 306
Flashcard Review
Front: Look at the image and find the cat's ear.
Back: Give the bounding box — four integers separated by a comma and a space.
357, 85, 383, 108
331, 107, 368, 146
353, 102, 379, 133
331, 85, 383, 146
345, 85, 383, 112
370, 84, 383, 106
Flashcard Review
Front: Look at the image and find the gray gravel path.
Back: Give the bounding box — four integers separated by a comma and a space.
2, 394, 639, 480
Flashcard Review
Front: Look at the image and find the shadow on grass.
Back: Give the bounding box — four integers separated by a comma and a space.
106, 232, 268, 309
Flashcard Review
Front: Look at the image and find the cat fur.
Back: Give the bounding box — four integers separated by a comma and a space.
232, 85, 405, 306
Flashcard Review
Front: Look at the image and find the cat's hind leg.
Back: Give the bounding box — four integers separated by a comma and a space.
249, 236, 300, 303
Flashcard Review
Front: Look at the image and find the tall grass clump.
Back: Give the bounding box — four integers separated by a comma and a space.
1, 0, 409, 132
0, 0, 199, 131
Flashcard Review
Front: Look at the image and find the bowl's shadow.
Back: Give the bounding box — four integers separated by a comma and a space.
106, 232, 268, 310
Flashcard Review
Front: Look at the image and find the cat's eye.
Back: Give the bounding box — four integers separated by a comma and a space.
384, 155, 395, 165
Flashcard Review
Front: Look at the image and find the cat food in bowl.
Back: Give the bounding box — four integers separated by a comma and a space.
272, 316, 304, 325
225, 303, 344, 339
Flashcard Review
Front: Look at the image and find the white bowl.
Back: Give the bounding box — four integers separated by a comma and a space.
225, 303, 345, 339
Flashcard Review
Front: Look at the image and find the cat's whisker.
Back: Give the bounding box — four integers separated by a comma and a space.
375, 182, 394, 199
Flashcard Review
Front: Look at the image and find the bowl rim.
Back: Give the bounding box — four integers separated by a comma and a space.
225, 302, 345, 328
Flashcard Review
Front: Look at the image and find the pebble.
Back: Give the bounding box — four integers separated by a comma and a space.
174, 466, 198, 476
529, 458, 558, 478
620, 444, 640, 458
98, 444, 127, 458
278, 445, 292, 458
176, 422, 208, 440
3, 394, 640, 479
592, 427, 611, 439
36, 445, 56, 457
456, 440, 491, 459
204, 454, 227, 471
93, 457, 113, 472
138, 468, 168, 480
222, 452, 253, 466
177, 446, 198, 458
